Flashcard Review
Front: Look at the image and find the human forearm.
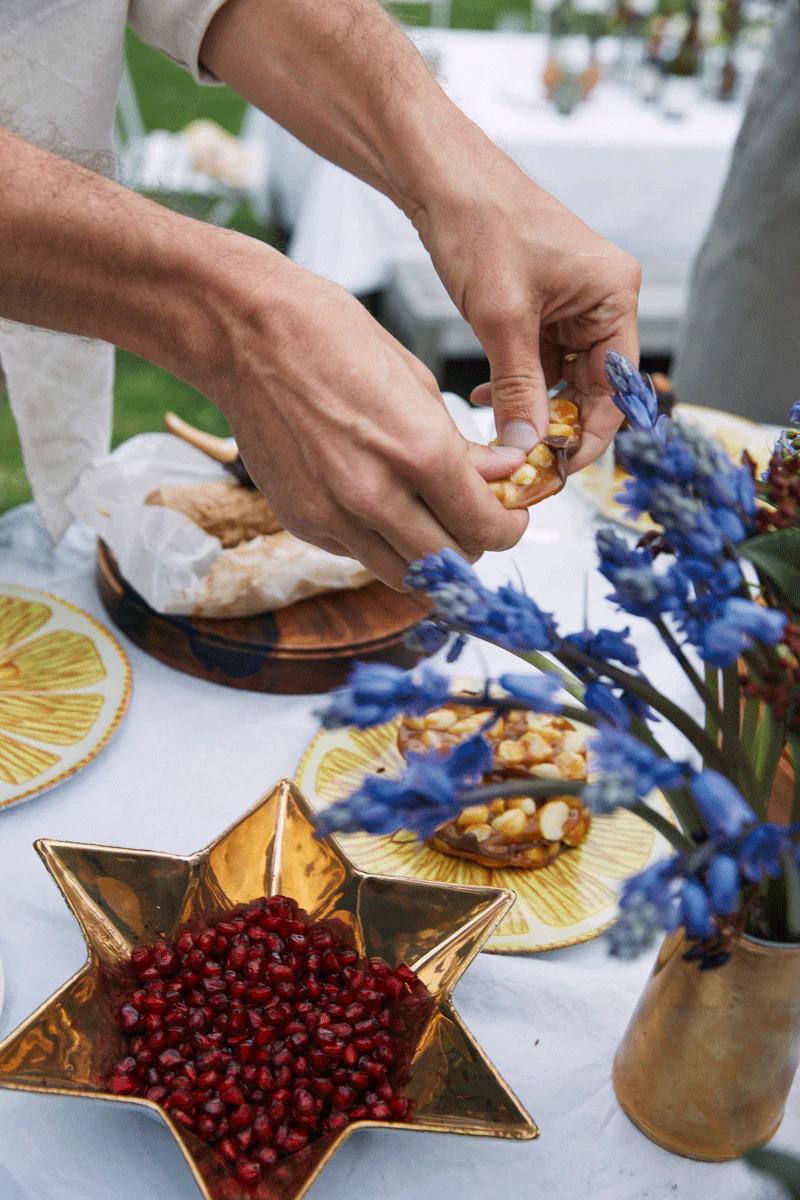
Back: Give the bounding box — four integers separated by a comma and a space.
0, 126, 274, 389
200, 0, 485, 220
201, 0, 639, 463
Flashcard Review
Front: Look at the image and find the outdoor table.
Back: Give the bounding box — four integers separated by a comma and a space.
0, 493, 794, 1200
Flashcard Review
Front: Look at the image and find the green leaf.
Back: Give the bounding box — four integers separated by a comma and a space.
741, 529, 800, 613
745, 1148, 800, 1199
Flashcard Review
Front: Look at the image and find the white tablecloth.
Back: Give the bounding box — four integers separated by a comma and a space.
253, 29, 747, 321
0, 498, 794, 1200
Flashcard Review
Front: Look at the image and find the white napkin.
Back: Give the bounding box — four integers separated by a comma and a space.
0, 322, 113, 541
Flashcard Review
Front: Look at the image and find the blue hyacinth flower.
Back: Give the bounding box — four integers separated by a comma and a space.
605, 351, 659, 431
690, 770, 755, 837
498, 672, 563, 712
707, 854, 740, 915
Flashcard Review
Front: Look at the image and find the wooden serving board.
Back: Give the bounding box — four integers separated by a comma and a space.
96, 541, 430, 694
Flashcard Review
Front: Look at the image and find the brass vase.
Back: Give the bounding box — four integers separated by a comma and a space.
613, 930, 800, 1160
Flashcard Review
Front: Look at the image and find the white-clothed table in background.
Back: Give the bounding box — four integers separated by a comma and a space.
251, 29, 748, 346
0, 485, 793, 1200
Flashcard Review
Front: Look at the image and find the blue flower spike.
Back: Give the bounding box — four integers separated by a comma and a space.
690, 770, 756, 838
605, 351, 659, 432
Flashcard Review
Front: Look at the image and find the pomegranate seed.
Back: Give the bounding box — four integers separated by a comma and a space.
253, 1114, 273, 1144
109, 1073, 137, 1095
106, 898, 428, 1179
293, 1088, 315, 1117
219, 1082, 245, 1106
325, 1111, 350, 1133
332, 1085, 354, 1110
118, 1004, 141, 1031
219, 1136, 239, 1162
230, 1103, 254, 1131
283, 1128, 308, 1154
131, 947, 153, 973
235, 1159, 261, 1187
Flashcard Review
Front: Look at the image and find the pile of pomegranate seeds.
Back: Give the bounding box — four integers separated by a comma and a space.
107, 895, 429, 1188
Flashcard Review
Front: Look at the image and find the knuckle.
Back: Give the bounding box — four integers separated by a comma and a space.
404, 435, 454, 483
610, 248, 642, 293
411, 360, 440, 396
490, 372, 543, 418
337, 474, 386, 520
281, 497, 334, 543
458, 505, 526, 556
457, 518, 504, 558
474, 297, 530, 341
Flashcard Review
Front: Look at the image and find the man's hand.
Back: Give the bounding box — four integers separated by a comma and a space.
203, 0, 641, 475
204, 245, 529, 587
412, 145, 640, 470
0, 128, 527, 587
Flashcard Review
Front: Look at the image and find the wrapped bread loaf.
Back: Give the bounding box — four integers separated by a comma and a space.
146, 479, 282, 547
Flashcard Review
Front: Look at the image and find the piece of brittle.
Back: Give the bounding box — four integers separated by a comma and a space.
490, 396, 581, 510
398, 704, 591, 870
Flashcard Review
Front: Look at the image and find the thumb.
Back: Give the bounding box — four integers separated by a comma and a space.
482, 327, 550, 452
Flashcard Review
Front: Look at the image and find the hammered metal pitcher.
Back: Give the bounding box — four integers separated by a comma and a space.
613, 930, 800, 1160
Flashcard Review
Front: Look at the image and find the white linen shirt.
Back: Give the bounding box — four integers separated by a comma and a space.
0, 0, 228, 539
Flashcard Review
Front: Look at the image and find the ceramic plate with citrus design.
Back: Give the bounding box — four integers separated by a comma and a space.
0, 586, 131, 811
296, 720, 672, 955
574, 404, 778, 534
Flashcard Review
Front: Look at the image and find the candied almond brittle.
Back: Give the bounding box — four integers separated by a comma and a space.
490, 396, 581, 510
398, 704, 591, 869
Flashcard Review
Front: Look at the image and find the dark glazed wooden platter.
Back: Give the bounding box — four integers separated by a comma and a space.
96, 541, 430, 694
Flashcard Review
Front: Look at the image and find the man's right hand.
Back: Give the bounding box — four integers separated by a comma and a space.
199, 239, 529, 588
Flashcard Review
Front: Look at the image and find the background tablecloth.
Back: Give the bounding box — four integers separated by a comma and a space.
0, 494, 794, 1200
253, 30, 749, 315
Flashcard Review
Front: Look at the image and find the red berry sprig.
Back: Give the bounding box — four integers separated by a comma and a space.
748, 447, 800, 534
741, 621, 800, 733
107, 896, 429, 1189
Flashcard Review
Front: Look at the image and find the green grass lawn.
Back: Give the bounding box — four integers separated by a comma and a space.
0, 2, 531, 514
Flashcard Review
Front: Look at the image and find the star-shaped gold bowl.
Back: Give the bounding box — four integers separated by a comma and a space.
0, 780, 537, 1198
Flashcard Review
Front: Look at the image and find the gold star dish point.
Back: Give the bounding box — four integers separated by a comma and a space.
0, 780, 538, 1199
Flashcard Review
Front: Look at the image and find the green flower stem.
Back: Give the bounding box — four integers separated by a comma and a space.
755, 704, 786, 811
780, 843, 800, 938
522, 650, 586, 704
720, 662, 759, 802
790, 734, 800, 826
742, 695, 760, 755
460, 778, 584, 804
556, 641, 731, 778
704, 664, 720, 742
661, 786, 702, 840
654, 617, 725, 733
630, 800, 693, 853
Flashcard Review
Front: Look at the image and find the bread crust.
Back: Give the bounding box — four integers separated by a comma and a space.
146, 479, 282, 547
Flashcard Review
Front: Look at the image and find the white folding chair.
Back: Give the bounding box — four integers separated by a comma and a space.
115, 61, 268, 227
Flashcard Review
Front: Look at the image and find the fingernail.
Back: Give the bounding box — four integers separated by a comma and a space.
491, 444, 525, 459
501, 421, 538, 451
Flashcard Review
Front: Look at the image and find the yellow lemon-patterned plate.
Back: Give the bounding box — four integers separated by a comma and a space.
0, 586, 131, 811
296, 720, 672, 955
574, 404, 778, 534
